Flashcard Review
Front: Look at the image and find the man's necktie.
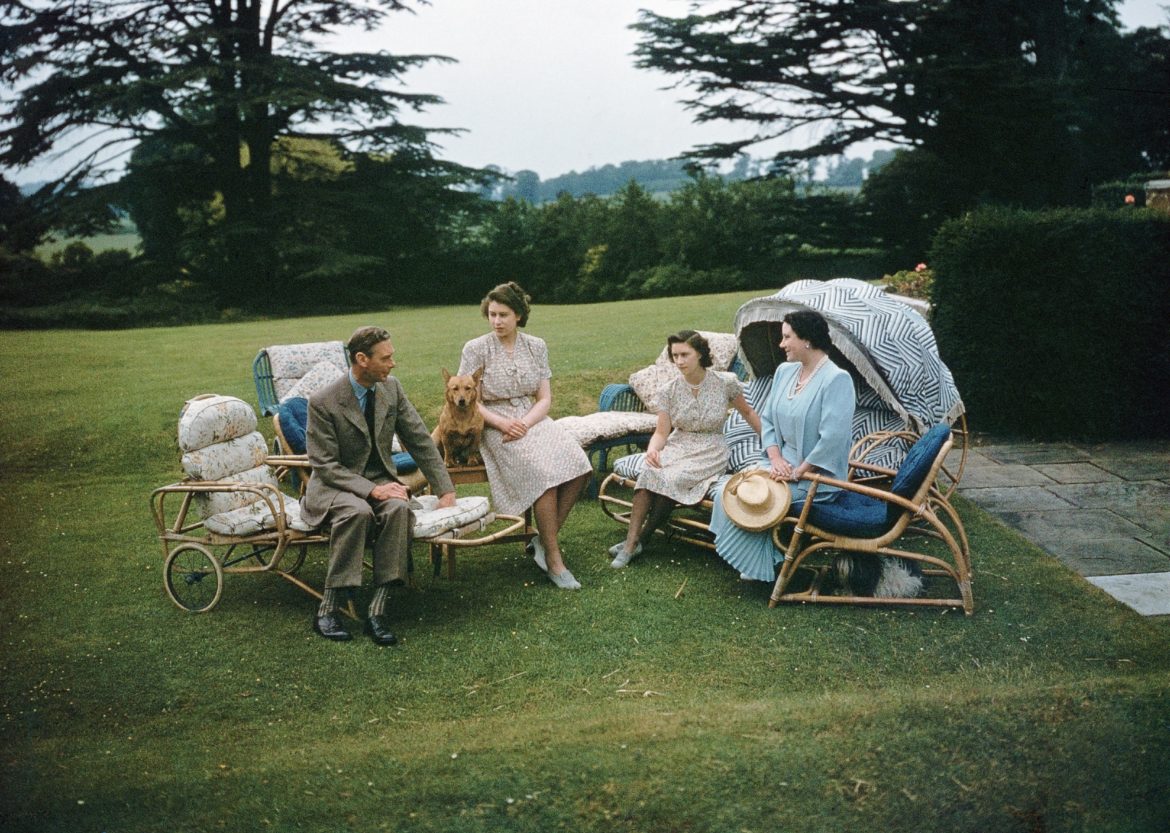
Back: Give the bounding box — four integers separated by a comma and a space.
364, 387, 376, 438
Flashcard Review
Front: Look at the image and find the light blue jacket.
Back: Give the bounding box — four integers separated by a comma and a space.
760, 361, 855, 491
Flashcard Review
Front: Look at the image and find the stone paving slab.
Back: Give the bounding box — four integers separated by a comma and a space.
975, 444, 1090, 466
1048, 480, 1170, 508
958, 464, 1055, 489
1086, 573, 1170, 616
962, 486, 1075, 513
952, 448, 997, 469
1046, 482, 1170, 548
991, 509, 1149, 553
1045, 539, 1170, 576
1083, 448, 1170, 481
1137, 533, 1170, 559
959, 438, 1170, 616
1032, 463, 1122, 485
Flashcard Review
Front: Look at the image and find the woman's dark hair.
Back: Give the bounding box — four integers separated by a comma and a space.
783, 310, 832, 351
480, 281, 532, 327
666, 329, 713, 368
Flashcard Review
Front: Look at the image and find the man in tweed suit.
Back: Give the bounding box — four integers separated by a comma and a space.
302, 326, 456, 645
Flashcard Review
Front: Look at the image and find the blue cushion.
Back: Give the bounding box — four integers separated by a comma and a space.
886, 424, 949, 525
277, 396, 418, 473
800, 491, 891, 539
724, 375, 774, 472
276, 397, 309, 454
393, 451, 418, 474
795, 424, 950, 539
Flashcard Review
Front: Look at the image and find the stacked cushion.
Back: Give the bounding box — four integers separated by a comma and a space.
178, 394, 312, 531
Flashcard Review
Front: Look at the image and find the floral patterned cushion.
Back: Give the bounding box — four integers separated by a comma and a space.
628, 331, 738, 410
266, 341, 348, 401
628, 363, 680, 412
178, 395, 257, 452
555, 412, 658, 447
281, 360, 345, 403
203, 493, 493, 539
181, 431, 268, 481
194, 465, 284, 518
203, 492, 315, 536
411, 495, 493, 539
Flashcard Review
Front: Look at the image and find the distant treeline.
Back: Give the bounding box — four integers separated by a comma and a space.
488, 151, 895, 202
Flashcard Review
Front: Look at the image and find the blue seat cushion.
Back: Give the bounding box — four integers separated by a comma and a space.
276, 397, 310, 454
798, 491, 891, 539
393, 451, 418, 474
793, 425, 950, 539
886, 424, 949, 525
278, 396, 418, 473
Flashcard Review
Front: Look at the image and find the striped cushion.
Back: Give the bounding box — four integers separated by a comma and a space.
613, 452, 646, 480
724, 375, 773, 472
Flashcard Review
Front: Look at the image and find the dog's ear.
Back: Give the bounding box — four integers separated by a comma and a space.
472, 366, 484, 384
442, 367, 452, 382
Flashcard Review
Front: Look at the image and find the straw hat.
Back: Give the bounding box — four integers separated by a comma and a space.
721, 470, 792, 531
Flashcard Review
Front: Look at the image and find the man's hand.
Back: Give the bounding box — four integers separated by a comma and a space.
369, 481, 409, 503
437, 491, 456, 509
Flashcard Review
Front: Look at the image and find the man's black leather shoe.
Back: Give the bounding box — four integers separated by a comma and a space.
314, 612, 352, 642
364, 615, 399, 646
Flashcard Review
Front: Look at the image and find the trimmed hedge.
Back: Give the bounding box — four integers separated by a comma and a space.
930, 207, 1170, 440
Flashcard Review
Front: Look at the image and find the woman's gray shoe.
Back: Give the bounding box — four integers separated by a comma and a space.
609, 542, 642, 569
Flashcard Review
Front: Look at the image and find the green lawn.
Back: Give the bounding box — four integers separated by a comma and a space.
2, 293, 1167, 833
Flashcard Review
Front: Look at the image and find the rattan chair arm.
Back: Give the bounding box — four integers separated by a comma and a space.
798, 471, 929, 516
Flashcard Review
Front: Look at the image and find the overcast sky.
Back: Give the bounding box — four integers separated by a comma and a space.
8, 0, 1168, 184
343, 0, 1170, 179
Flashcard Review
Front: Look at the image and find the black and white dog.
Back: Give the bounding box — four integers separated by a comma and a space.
832, 555, 923, 598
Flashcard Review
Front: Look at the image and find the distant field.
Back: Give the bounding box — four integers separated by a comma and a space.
34, 218, 141, 258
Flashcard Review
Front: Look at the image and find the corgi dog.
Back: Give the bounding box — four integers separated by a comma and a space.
431, 367, 484, 467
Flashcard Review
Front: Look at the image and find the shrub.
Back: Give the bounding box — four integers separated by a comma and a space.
930, 207, 1170, 439
1090, 174, 1165, 208
882, 264, 934, 300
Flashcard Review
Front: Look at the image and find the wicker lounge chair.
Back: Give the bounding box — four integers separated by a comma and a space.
152, 394, 526, 613
252, 340, 348, 416
770, 424, 973, 614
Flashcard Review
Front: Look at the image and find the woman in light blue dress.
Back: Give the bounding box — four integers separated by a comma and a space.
711, 310, 855, 581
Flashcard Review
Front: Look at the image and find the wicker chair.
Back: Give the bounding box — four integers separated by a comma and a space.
152, 394, 521, 614
252, 341, 348, 416
770, 424, 973, 614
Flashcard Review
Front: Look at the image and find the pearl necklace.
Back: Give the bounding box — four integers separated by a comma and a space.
685, 372, 706, 393
789, 354, 829, 399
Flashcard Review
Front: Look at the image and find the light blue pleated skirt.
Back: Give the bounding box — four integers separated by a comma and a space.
710, 469, 838, 582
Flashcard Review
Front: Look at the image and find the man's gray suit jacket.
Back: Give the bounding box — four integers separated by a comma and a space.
301, 374, 454, 528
